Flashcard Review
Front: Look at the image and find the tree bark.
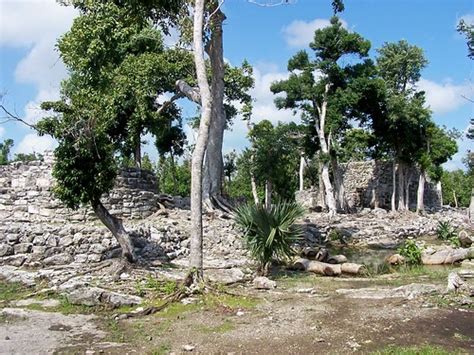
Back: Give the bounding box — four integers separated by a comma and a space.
264, 180, 272, 211
134, 138, 141, 168
317, 155, 327, 210
315, 84, 337, 216
391, 160, 398, 212
405, 169, 412, 210
92, 200, 136, 262
453, 191, 458, 208
416, 170, 426, 213
397, 162, 406, 210
190, 0, 212, 277
331, 156, 346, 212
203, 9, 226, 208
250, 168, 260, 206
299, 154, 305, 191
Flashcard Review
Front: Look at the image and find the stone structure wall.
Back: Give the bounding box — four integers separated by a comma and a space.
296, 160, 442, 211
0, 152, 160, 224
0, 152, 165, 266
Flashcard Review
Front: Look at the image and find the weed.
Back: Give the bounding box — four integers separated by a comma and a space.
372, 344, 461, 355
398, 240, 422, 265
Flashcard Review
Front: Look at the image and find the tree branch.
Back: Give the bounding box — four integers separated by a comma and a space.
176, 79, 201, 105
0, 104, 37, 130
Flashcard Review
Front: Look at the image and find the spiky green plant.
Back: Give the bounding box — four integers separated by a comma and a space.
436, 221, 457, 241
234, 200, 305, 275
398, 240, 422, 265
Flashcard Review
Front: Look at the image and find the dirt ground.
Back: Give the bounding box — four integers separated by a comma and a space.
1, 269, 473, 355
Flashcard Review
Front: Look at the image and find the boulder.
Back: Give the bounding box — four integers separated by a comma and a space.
385, 253, 405, 266
65, 286, 142, 308
43, 253, 73, 266
0, 244, 14, 257
253, 276, 276, 290
205, 268, 246, 285
458, 230, 473, 248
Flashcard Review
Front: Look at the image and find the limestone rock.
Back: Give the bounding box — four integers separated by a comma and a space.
206, 268, 246, 285
385, 253, 405, 265
43, 254, 73, 266
253, 276, 276, 290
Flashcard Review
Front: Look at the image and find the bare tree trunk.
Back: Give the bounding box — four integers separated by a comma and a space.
299, 154, 305, 191
397, 162, 406, 210
264, 180, 272, 211
317, 156, 327, 210
92, 200, 136, 262
453, 191, 458, 208
134, 138, 141, 168
405, 170, 412, 210
190, 0, 212, 277
250, 168, 260, 206
203, 9, 226, 208
416, 170, 426, 213
315, 84, 337, 216
331, 156, 346, 212
391, 160, 397, 212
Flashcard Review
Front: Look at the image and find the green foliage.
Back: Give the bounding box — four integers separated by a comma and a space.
0, 139, 13, 165
435, 221, 459, 248
457, 19, 474, 59
234, 200, 305, 274
38, 1, 186, 209
156, 155, 191, 197
441, 169, 473, 207
373, 344, 460, 355
397, 240, 422, 265
13, 152, 43, 163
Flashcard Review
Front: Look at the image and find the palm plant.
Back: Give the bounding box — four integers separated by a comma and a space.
234, 200, 305, 275
436, 221, 457, 241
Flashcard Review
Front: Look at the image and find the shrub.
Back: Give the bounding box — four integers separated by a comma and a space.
398, 240, 422, 265
234, 200, 305, 275
436, 221, 457, 240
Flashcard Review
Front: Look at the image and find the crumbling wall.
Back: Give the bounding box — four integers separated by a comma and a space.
296, 160, 442, 211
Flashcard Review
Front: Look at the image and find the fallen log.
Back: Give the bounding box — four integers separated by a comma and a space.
326, 255, 348, 264
422, 246, 474, 265
292, 258, 365, 276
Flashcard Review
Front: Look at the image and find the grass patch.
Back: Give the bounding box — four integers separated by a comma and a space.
372, 344, 461, 354
0, 281, 33, 303
203, 293, 259, 310
198, 319, 234, 334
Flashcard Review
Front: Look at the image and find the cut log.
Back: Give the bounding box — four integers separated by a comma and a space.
315, 248, 329, 262
301, 247, 318, 259
326, 255, 348, 264
292, 258, 365, 276
422, 247, 474, 265
341, 263, 366, 275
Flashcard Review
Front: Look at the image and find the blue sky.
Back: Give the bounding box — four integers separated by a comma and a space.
0, 0, 472, 169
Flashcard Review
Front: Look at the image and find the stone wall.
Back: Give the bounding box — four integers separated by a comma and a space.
296, 160, 442, 211
0, 152, 160, 224
0, 152, 165, 266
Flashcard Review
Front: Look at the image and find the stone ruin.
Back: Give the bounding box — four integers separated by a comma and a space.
0, 152, 166, 266
296, 160, 442, 211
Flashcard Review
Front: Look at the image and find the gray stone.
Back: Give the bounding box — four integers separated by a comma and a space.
336, 283, 439, 300
14, 243, 33, 254
43, 254, 73, 266
253, 276, 277, 290
65, 286, 142, 308
206, 268, 246, 285
0, 245, 14, 257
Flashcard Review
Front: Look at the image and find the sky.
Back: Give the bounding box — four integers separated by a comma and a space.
0, 0, 473, 170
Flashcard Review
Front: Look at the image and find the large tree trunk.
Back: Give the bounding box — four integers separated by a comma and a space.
203, 9, 226, 208
189, 0, 212, 277
315, 84, 337, 216
264, 180, 272, 211
397, 162, 406, 210
92, 200, 136, 262
416, 170, 426, 213
134, 136, 141, 168
317, 156, 327, 210
331, 156, 346, 212
391, 160, 397, 212
299, 154, 305, 191
405, 169, 412, 210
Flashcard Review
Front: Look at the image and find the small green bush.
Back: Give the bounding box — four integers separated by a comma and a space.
436, 221, 457, 240
398, 240, 422, 265
234, 200, 305, 275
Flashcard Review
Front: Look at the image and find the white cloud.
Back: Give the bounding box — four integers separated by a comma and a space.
418, 78, 473, 114
0, 127, 5, 139
1, 0, 76, 126
282, 18, 348, 47
15, 133, 56, 155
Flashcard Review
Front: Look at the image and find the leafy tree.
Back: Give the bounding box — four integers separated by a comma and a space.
271, 15, 372, 215
13, 152, 43, 162
38, 1, 185, 262
441, 169, 472, 207
337, 128, 375, 162
457, 19, 474, 59
156, 155, 191, 197
374, 40, 429, 211
0, 139, 13, 165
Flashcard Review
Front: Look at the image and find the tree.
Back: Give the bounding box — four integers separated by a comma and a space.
188, 0, 213, 278
375, 40, 429, 211
415, 124, 458, 212
0, 139, 13, 165
271, 16, 371, 215
38, 1, 185, 262
457, 19, 474, 59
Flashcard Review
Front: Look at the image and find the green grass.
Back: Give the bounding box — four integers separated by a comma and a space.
372, 344, 461, 355
0, 282, 33, 303
198, 319, 235, 334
